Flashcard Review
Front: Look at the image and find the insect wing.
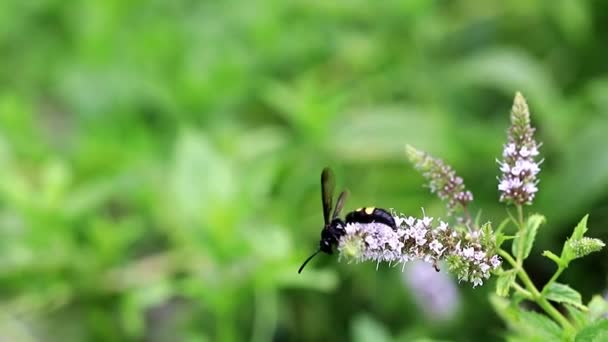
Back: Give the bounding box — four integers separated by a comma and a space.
332, 190, 349, 220
321, 167, 335, 225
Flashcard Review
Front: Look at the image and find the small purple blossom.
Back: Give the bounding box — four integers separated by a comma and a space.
337, 212, 501, 287
498, 92, 542, 205
403, 261, 460, 321
406, 145, 473, 215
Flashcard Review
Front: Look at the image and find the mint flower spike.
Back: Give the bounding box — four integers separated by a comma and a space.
406, 145, 473, 216
498, 92, 542, 205
337, 212, 501, 288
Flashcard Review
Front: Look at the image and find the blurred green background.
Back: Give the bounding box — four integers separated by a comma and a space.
2, 0, 608, 341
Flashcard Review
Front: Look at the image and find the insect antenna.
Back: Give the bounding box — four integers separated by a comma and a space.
298, 250, 321, 274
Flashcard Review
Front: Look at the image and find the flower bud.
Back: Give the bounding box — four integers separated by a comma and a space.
567, 237, 605, 258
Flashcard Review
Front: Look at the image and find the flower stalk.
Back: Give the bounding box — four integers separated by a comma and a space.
498, 248, 575, 333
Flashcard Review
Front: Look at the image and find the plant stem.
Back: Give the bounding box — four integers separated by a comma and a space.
516, 205, 524, 230
498, 249, 574, 333
537, 296, 575, 335
541, 265, 566, 294
512, 282, 532, 299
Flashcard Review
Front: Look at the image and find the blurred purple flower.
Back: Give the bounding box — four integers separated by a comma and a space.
403, 261, 460, 321
498, 92, 541, 205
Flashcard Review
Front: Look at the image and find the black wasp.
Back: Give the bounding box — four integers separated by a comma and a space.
298, 167, 397, 273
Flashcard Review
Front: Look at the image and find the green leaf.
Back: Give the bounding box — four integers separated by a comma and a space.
474, 209, 484, 228
351, 314, 392, 342
561, 215, 604, 264
509, 308, 562, 341
496, 217, 512, 235
496, 270, 516, 297
575, 319, 608, 342
567, 304, 589, 329
544, 283, 586, 310
495, 232, 506, 249
489, 294, 520, 327
587, 295, 608, 322
495, 218, 513, 249
512, 214, 546, 261
572, 214, 590, 240
517, 310, 563, 341
480, 221, 496, 248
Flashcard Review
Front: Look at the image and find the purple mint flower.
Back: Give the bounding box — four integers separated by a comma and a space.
337, 212, 501, 287
498, 92, 542, 205
406, 145, 473, 216
403, 261, 460, 321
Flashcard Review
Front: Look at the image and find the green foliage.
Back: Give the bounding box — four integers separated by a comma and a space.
561, 216, 605, 263
2, 0, 608, 341
544, 283, 585, 311
587, 296, 608, 323
490, 294, 562, 341
512, 214, 545, 261
496, 213, 605, 341
496, 270, 517, 297
575, 320, 608, 342
542, 215, 605, 270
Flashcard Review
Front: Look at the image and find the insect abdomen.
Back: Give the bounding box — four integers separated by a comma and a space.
345, 207, 396, 229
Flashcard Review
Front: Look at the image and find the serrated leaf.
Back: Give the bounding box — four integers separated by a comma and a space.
544, 283, 585, 310
480, 221, 495, 248
561, 215, 603, 264
496, 270, 517, 297
572, 215, 589, 241
517, 310, 563, 341
575, 319, 608, 342
512, 214, 545, 261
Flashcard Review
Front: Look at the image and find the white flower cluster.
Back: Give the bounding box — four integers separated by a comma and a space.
498, 92, 542, 205
451, 231, 502, 287
498, 143, 541, 203
337, 214, 501, 287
